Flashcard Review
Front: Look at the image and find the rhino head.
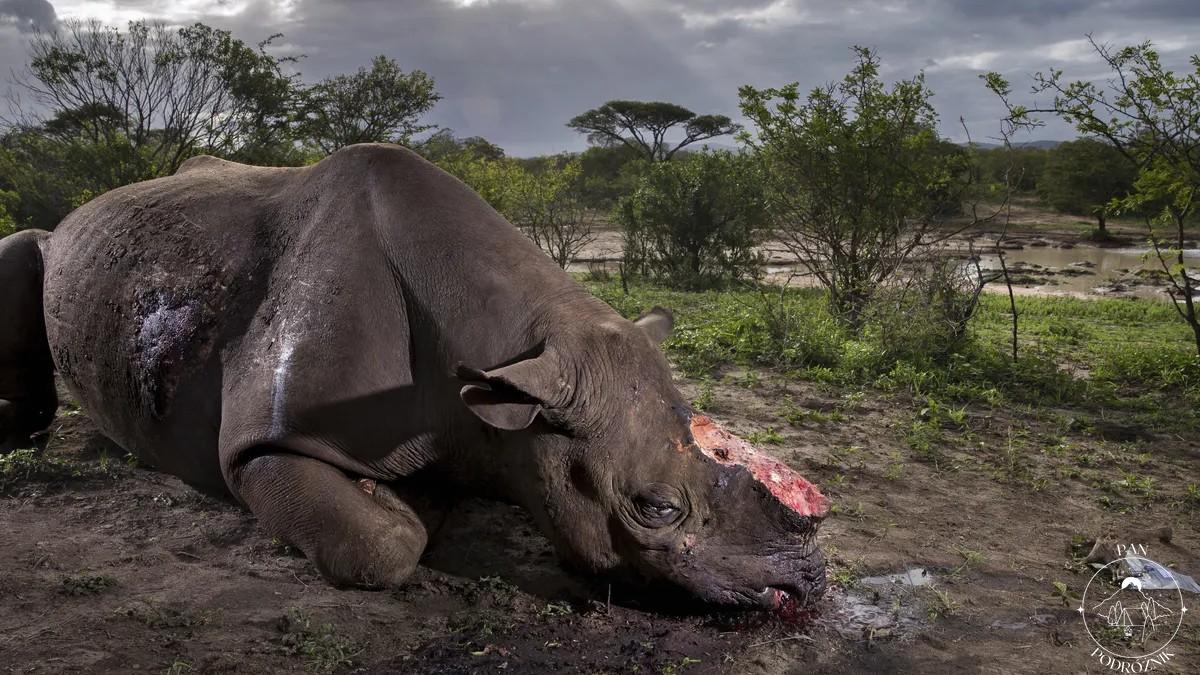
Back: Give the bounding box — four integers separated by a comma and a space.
457, 307, 829, 610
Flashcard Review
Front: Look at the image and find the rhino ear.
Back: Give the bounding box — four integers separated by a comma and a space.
456, 352, 566, 431
634, 306, 674, 344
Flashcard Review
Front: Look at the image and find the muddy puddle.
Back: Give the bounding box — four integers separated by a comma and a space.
815, 568, 934, 642
571, 229, 1200, 300
760, 245, 1200, 300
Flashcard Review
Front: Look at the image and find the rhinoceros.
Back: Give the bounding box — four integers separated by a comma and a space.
0, 144, 828, 609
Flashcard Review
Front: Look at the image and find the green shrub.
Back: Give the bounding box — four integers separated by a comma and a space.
863, 256, 984, 363
616, 151, 767, 288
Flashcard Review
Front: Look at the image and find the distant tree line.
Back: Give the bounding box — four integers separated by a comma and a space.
4, 20, 1196, 356
974, 139, 1136, 236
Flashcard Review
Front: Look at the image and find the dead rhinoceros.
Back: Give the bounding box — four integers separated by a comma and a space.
0, 144, 828, 609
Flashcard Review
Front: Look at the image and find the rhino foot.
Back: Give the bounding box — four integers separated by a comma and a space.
233, 451, 429, 589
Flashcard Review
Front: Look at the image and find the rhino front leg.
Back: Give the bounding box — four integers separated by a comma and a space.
233, 451, 428, 588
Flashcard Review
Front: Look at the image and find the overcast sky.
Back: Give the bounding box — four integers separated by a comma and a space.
3, 0, 1200, 157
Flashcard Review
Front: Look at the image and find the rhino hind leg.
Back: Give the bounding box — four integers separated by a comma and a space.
234, 451, 429, 588
0, 230, 57, 453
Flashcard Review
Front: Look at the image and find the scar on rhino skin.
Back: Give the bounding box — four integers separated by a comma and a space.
689, 415, 829, 519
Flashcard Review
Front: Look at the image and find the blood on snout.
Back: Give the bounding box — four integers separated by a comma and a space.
688, 415, 829, 519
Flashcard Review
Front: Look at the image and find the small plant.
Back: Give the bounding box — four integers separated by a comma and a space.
926, 587, 960, 619
279, 608, 360, 673
661, 656, 702, 674
60, 574, 118, 596
919, 397, 967, 430
903, 419, 943, 461
828, 444, 866, 471
119, 603, 211, 630
537, 601, 573, 618
1185, 483, 1200, 507
1113, 471, 1156, 499
828, 564, 860, 588
1051, 581, 1079, 606
739, 369, 762, 389
829, 501, 866, 520
691, 379, 715, 411
779, 399, 838, 426
884, 451, 905, 481
745, 427, 784, 445
165, 661, 192, 675
948, 545, 984, 580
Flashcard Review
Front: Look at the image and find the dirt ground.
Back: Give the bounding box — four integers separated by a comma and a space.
2, 372, 1198, 674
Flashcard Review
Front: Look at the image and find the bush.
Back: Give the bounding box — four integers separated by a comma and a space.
740, 47, 974, 326
616, 150, 767, 288
863, 256, 985, 363
440, 155, 594, 268
0, 190, 16, 237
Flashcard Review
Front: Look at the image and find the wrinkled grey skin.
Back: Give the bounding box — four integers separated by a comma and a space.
0, 144, 826, 608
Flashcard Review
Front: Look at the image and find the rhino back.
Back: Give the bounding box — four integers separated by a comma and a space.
41, 144, 607, 491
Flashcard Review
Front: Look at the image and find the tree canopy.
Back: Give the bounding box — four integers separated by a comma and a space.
15, 20, 298, 181
0, 21, 443, 231
297, 55, 440, 153
1037, 138, 1135, 231
986, 38, 1200, 355
567, 100, 739, 162
740, 47, 972, 326
617, 150, 766, 287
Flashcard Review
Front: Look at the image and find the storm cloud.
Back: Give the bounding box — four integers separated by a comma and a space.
3, 0, 1200, 155
0, 0, 57, 32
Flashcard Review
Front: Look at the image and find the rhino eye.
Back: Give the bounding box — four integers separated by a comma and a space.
635, 495, 681, 527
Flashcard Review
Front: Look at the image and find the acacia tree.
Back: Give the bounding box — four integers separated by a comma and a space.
1038, 138, 1135, 235
298, 55, 439, 153
986, 38, 1200, 356
740, 47, 974, 327
567, 100, 739, 162
14, 20, 298, 181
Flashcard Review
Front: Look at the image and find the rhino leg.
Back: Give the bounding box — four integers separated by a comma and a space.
234, 451, 429, 588
0, 230, 57, 453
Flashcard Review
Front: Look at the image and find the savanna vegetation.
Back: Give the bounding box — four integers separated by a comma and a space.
2, 19, 1199, 674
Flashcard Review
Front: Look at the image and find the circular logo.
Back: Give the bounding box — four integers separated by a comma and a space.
1080, 556, 1187, 660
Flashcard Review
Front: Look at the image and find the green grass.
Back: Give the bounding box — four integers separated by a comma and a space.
279, 608, 360, 673
60, 574, 118, 596
584, 278, 1200, 425
0, 447, 122, 492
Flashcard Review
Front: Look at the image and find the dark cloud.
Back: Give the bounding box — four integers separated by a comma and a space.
0, 0, 56, 32
2, 0, 1199, 154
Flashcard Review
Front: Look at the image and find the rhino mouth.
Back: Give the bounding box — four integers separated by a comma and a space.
697, 563, 827, 611
754, 579, 826, 611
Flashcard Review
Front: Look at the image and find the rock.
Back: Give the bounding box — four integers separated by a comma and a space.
1058, 267, 1095, 277
1085, 539, 1118, 565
